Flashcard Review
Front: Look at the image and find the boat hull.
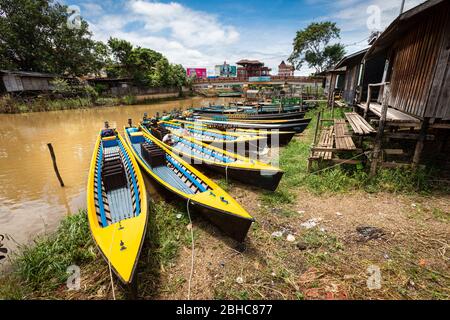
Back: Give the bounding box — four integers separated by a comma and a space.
191, 201, 253, 243
87, 132, 148, 284
195, 111, 306, 121
123, 127, 254, 242
204, 164, 284, 191
197, 119, 312, 133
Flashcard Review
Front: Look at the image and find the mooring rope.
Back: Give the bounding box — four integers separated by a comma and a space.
107, 227, 117, 300
311, 151, 373, 175
186, 198, 195, 300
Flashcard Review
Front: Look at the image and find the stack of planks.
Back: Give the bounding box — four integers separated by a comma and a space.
311, 126, 334, 160
334, 120, 356, 150
344, 112, 376, 135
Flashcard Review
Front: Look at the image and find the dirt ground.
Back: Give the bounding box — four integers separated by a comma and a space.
152, 184, 449, 300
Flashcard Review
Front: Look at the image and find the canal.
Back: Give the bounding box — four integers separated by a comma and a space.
0, 97, 231, 259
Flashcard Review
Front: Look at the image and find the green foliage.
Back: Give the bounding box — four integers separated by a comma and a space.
12, 210, 95, 291
51, 78, 71, 95
289, 22, 345, 74
0, 0, 107, 75
107, 38, 187, 88
262, 104, 438, 197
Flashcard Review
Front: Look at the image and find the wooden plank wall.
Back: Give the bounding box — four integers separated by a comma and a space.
389, 3, 449, 119
343, 64, 358, 105
426, 4, 450, 120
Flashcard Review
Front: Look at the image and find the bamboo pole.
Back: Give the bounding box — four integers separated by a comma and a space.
47, 143, 65, 187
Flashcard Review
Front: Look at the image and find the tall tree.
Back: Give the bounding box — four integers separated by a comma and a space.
0, 0, 107, 75
107, 38, 164, 85
289, 22, 345, 74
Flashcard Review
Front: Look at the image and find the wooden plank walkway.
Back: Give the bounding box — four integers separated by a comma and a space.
334, 119, 356, 150
335, 100, 346, 108
345, 112, 376, 135
311, 126, 334, 160
356, 102, 420, 123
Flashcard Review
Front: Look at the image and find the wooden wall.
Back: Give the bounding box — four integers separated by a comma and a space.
343, 64, 359, 105
2, 75, 53, 92
388, 2, 450, 120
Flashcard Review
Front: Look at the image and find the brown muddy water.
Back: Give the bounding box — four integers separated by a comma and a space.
0, 97, 233, 266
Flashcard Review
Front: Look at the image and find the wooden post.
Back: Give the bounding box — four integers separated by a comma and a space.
412, 118, 430, 168
47, 143, 65, 187
364, 85, 372, 120
313, 111, 322, 147
331, 90, 335, 118
370, 84, 390, 177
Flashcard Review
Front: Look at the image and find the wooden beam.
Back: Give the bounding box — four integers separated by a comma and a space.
364, 85, 372, 119
385, 132, 435, 140
412, 118, 430, 168
312, 111, 321, 146
370, 84, 390, 177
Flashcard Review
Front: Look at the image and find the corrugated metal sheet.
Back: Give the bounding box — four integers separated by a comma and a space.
388, 3, 449, 119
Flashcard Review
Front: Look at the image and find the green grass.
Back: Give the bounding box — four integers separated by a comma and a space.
0, 210, 95, 298
0, 201, 193, 299
262, 104, 439, 202
145, 201, 192, 267
0, 92, 187, 114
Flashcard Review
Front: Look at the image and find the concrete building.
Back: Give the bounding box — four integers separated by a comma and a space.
236, 60, 271, 79
278, 61, 295, 77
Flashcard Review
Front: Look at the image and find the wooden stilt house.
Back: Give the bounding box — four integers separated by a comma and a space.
361, 0, 450, 171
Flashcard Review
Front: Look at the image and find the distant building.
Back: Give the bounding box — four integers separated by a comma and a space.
215, 61, 237, 78
236, 60, 271, 79
278, 60, 295, 77
186, 68, 207, 79
0, 70, 59, 93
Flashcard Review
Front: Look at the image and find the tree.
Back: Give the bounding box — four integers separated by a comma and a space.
107, 38, 164, 86
0, 0, 107, 75
289, 22, 345, 74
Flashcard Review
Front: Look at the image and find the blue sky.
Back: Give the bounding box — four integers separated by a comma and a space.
65, 0, 425, 75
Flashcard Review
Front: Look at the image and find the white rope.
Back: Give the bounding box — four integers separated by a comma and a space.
186, 198, 195, 300
225, 164, 229, 185
310, 151, 372, 175
107, 226, 117, 300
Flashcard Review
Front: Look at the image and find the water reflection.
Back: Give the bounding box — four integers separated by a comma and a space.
0, 97, 231, 248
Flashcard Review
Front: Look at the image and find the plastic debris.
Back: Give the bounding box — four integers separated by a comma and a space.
286, 234, 296, 242
300, 218, 322, 229
236, 276, 244, 284
176, 214, 182, 219
297, 210, 305, 215
271, 231, 283, 238
336, 212, 343, 216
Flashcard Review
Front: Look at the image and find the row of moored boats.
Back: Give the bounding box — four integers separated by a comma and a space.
86, 104, 311, 284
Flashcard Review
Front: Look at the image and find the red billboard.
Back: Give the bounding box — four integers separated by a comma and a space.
186, 68, 207, 79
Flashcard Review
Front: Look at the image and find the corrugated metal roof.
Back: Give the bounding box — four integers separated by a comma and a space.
0, 70, 59, 78
365, 0, 446, 59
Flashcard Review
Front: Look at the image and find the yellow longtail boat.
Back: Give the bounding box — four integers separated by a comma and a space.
123, 126, 254, 242
87, 128, 148, 284
141, 123, 284, 191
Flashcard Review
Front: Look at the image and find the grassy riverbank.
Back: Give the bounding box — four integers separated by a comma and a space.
0, 104, 448, 300
0, 93, 192, 114
0, 201, 192, 299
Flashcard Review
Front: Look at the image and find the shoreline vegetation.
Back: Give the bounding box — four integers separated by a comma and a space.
0, 104, 448, 300
0, 93, 195, 114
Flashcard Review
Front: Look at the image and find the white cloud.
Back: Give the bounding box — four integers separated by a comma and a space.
86, 0, 240, 71
84, 0, 428, 76
80, 3, 104, 16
